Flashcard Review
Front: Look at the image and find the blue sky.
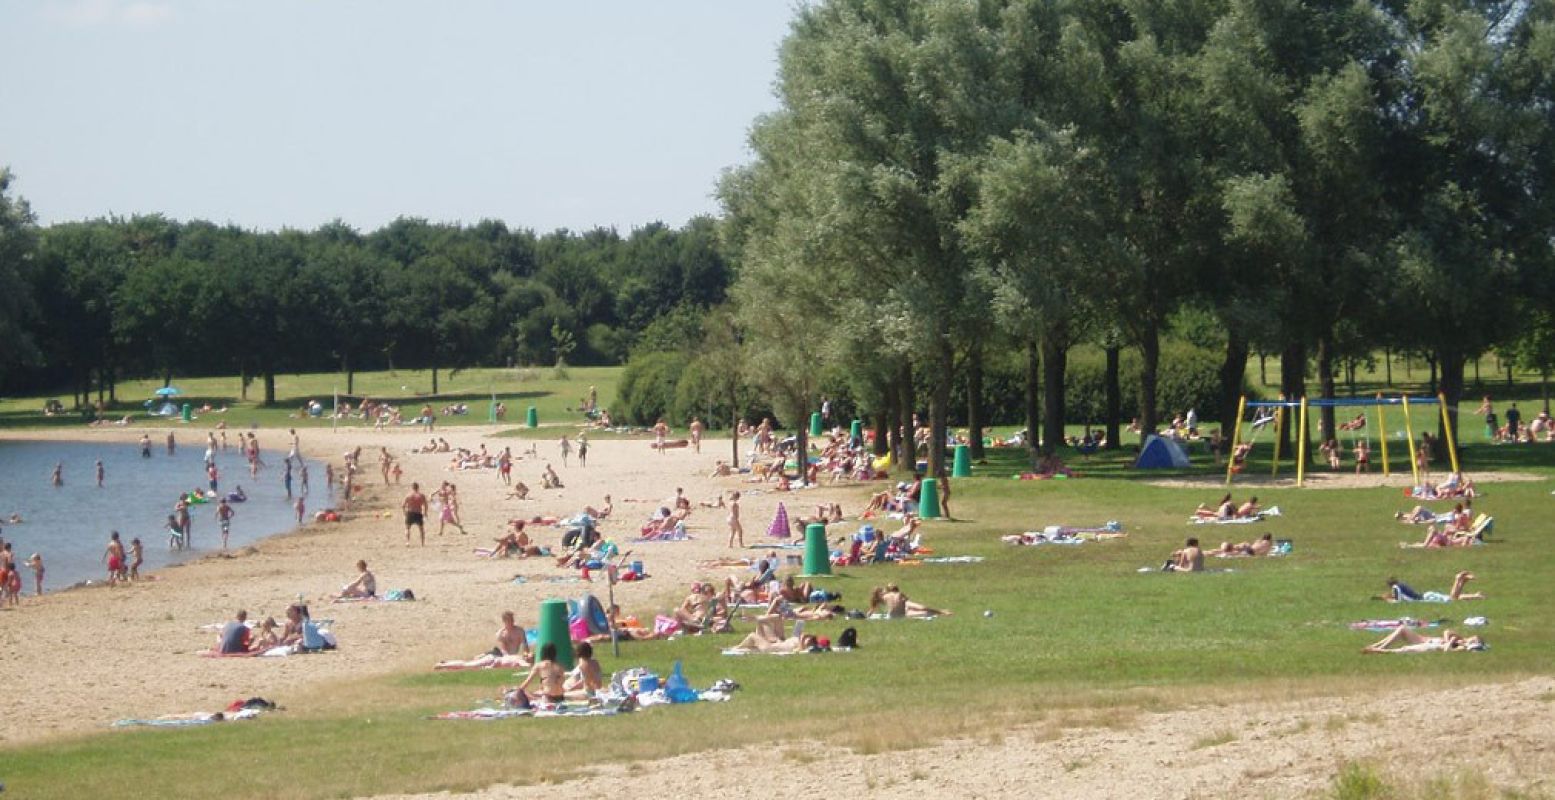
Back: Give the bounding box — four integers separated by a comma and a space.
0, 1, 794, 232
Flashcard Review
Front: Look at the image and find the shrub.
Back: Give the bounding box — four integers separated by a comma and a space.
615, 350, 689, 425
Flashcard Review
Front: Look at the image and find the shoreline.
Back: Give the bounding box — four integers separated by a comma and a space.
0, 423, 865, 745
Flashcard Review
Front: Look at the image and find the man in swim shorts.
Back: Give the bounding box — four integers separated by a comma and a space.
403, 483, 428, 546
216, 498, 235, 550
103, 531, 126, 586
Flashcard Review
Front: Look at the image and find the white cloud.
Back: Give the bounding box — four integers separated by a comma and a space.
41, 0, 175, 29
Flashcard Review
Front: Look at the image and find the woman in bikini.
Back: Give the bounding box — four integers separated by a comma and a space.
511, 643, 568, 705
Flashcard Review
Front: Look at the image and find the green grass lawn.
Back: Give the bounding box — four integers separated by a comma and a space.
5, 437, 1553, 798
0, 366, 623, 435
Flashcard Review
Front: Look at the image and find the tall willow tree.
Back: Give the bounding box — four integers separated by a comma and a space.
726, 0, 1023, 478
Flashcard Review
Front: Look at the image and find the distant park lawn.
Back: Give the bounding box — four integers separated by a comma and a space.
0, 366, 624, 435
2, 436, 1552, 798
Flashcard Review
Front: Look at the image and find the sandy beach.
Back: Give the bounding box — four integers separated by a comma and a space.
0, 424, 846, 744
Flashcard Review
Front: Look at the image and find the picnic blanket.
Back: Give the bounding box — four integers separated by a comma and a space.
512, 575, 584, 585
113, 707, 267, 728
722, 647, 854, 656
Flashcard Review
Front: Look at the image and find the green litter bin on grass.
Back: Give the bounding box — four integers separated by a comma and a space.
919, 477, 941, 519
952, 444, 971, 477
526, 406, 538, 428
534, 598, 576, 669
801, 522, 832, 577
809, 412, 823, 436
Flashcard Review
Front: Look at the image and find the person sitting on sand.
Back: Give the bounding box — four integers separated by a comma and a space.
280, 604, 309, 646
251, 617, 282, 651
584, 495, 613, 519
506, 643, 568, 707
506, 481, 530, 501
1376, 572, 1483, 602
709, 460, 733, 478
541, 464, 563, 490
1167, 538, 1205, 572
218, 610, 252, 654
867, 583, 951, 618
1194, 494, 1236, 520
337, 560, 376, 599
1363, 627, 1484, 653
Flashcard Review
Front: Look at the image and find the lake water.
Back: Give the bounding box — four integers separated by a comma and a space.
0, 437, 329, 592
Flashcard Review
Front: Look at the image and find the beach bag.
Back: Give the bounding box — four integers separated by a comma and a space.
838, 627, 859, 649
301, 620, 328, 650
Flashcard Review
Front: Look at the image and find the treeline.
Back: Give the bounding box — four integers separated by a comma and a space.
618, 0, 1555, 474
0, 176, 730, 406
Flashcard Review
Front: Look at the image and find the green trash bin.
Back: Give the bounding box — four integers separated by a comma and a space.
919, 477, 941, 519
534, 598, 576, 669
526, 406, 538, 429
801, 522, 832, 577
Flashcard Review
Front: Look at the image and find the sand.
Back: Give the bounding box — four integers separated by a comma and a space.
0, 424, 839, 744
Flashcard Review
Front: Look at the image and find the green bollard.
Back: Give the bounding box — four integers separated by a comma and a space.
534, 598, 576, 669
952, 444, 971, 478
849, 419, 863, 442
919, 477, 941, 519
526, 406, 538, 429
809, 411, 823, 436
180, 403, 192, 423
801, 522, 832, 577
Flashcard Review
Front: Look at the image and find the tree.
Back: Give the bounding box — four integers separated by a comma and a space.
0, 168, 40, 384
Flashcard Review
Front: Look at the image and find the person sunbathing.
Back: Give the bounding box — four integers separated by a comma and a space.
1167, 538, 1205, 572
1362, 627, 1483, 653
1400, 523, 1477, 549
1208, 533, 1274, 557
767, 593, 841, 621
1395, 505, 1447, 524
867, 584, 950, 618
508, 643, 568, 706
249, 617, 282, 651
1234, 496, 1260, 518
1375, 572, 1483, 602
727, 615, 818, 654
336, 560, 376, 599
1194, 494, 1235, 520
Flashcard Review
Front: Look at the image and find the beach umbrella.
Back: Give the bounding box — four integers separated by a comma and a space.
155, 386, 183, 397
767, 502, 791, 539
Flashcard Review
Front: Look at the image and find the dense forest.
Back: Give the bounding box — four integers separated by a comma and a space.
4, 0, 1555, 475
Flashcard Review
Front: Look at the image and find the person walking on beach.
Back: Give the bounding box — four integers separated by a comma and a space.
50, 462, 63, 487
498, 447, 513, 485
654, 419, 669, 454
576, 435, 589, 468
690, 417, 704, 454
140, 434, 152, 458
216, 498, 235, 550
96, 459, 105, 488
103, 531, 126, 586
288, 428, 300, 462
403, 483, 429, 546
380, 448, 394, 485
558, 435, 571, 467
727, 491, 745, 548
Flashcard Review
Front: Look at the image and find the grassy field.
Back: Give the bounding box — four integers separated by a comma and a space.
4, 435, 1553, 798
0, 367, 623, 435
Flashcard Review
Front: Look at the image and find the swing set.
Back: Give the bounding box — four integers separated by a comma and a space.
1224, 393, 1462, 487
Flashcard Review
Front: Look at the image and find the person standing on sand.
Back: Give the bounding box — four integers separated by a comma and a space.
498, 447, 513, 485
559, 435, 571, 466
295, 496, 306, 524
654, 419, 669, 454
403, 483, 429, 546
288, 428, 300, 462
380, 448, 394, 485
576, 435, 589, 468
690, 417, 704, 453
50, 462, 63, 487
421, 404, 435, 432
727, 491, 744, 548
216, 498, 235, 550
103, 531, 126, 586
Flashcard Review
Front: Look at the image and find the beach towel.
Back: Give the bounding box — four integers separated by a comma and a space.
112, 708, 266, 728
914, 556, 986, 564
767, 503, 791, 539
513, 575, 584, 585
722, 646, 853, 656
1348, 618, 1443, 631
